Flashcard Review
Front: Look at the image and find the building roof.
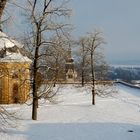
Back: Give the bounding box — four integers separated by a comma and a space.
0, 31, 32, 63
0, 31, 23, 51
0, 51, 32, 63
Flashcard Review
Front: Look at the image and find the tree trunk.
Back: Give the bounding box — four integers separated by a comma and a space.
81, 43, 85, 87
81, 56, 85, 86
0, 0, 7, 30
81, 69, 84, 87
54, 59, 58, 87
91, 52, 95, 105
92, 86, 95, 105
32, 58, 38, 120
32, 97, 38, 120
32, 25, 41, 120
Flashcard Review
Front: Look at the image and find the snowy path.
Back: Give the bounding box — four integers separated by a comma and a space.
1, 84, 140, 140
115, 84, 140, 111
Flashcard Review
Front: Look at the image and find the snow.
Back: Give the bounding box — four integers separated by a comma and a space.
0, 31, 23, 50
0, 51, 32, 63
0, 31, 31, 63
111, 64, 140, 68
0, 84, 140, 140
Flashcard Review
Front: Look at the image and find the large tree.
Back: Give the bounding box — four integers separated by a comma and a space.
24, 0, 71, 120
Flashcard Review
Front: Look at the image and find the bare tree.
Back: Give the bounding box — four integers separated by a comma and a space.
23, 0, 71, 120
87, 31, 105, 105
45, 35, 69, 86
78, 37, 90, 86
77, 30, 107, 105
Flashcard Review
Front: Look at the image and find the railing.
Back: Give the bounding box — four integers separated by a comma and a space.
115, 80, 140, 89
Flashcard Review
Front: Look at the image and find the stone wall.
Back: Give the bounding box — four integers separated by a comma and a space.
0, 62, 31, 104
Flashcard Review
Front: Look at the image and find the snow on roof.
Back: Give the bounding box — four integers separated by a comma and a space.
0, 51, 32, 63
0, 31, 23, 51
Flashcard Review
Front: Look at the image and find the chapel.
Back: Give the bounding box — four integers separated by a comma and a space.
0, 31, 32, 104
65, 48, 77, 83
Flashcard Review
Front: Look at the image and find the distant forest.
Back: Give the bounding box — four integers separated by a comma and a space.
108, 66, 140, 82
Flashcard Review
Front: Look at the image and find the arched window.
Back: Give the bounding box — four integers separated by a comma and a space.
68, 74, 73, 79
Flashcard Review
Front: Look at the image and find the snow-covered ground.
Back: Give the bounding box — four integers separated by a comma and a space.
1, 84, 140, 140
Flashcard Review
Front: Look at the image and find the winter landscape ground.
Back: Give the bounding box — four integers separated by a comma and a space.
0, 83, 140, 140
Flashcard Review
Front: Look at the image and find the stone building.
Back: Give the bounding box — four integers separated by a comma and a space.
65, 48, 77, 83
0, 31, 32, 104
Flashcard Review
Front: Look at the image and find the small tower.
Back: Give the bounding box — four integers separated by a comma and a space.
65, 48, 77, 83
0, 31, 32, 104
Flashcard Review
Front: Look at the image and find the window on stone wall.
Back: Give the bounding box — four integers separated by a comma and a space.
68, 75, 73, 79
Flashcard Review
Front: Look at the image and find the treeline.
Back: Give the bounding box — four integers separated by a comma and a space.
108, 66, 140, 82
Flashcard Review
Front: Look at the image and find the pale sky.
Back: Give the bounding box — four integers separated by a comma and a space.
4, 0, 140, 65
69, 0, 140, 64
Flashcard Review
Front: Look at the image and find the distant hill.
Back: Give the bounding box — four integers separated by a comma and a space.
108, 65, 140, 82
108, 59, 140, 66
